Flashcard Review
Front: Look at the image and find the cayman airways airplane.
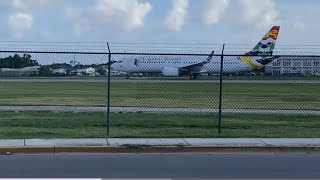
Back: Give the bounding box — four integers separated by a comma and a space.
111, 26, 280, 79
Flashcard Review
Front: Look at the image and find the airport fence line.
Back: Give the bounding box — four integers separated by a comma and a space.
1, 45, 320, 138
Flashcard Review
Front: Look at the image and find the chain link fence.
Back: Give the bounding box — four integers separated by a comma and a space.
0, 44, 320, 138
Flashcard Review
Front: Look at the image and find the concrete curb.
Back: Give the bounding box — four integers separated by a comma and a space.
1, 138, 320, 153
1, 145, 320, 154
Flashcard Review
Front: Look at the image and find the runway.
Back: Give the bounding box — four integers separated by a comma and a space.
0, 106, 319, 115
1, 77, 320, 83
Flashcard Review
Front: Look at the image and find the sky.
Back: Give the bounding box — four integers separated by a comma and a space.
0, 0, 319, 47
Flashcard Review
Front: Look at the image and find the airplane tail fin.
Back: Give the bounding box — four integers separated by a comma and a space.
239, 26, 281, 70
249, 26, 280, 56
206, 50, 215, 62
247, 26, 280, 65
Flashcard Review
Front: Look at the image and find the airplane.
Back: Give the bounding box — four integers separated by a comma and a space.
1, 66, 41, 73
0, 65, 41, 76
111, 26, 281, 79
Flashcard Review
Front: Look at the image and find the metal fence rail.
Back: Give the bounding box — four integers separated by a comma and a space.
0, 44, 320, 138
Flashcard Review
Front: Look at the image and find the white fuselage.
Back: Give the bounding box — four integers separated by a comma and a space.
111, 56, 252, 75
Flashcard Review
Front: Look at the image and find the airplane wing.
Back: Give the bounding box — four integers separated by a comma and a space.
179, 51, 215, 73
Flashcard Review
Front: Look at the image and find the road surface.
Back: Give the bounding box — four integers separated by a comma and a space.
0, 106, 319, 115
1, 152, 320, 178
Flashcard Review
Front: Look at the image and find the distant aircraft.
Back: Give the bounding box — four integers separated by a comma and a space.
111, 26, 280, 79
19, 66, 41, 73
1, 66, 40, 73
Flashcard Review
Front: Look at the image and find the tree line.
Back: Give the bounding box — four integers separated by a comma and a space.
0, 54, 107, 76
0, 54, 39, 68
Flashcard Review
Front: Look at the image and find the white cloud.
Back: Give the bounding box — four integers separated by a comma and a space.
2, 0, 64, 38
11, 0, 60, 11
202, 0, 229, 26
65, 6, 82, 20
65, 7, 92, 36
8, 13, 34, 38
0, 0, 63, 10
66, 0, 152, 35
238, 0, 280, 28
163, 0, 189, 31
93, 0, 152, 30
12, 0, 35, 10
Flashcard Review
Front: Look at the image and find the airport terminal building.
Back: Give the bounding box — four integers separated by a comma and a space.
265, 57, 320, 76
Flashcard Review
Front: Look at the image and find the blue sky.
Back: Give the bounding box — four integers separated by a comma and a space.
0, 0, 320, 46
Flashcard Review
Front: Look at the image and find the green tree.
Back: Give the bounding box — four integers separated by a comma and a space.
39, 66, 52, 76
0, 54, 38, 68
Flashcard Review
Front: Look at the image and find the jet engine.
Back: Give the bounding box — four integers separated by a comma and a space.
162, 67, 180, 76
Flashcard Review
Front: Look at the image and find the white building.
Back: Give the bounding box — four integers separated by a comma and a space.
265, 57, 320, 76
85, 67, 95, 75
52, 68, 67, 75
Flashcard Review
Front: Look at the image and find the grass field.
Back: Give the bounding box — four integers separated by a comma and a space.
147, 75, 320, 80
0, 111, 319, 138
0, 81, 319, 110
3, 75, 320, 80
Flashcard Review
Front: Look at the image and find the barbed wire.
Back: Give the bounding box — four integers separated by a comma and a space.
1, 42, 320, 57
2, 41, 320, 47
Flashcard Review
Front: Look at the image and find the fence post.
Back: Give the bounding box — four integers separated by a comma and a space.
218, 44, 225, 134
107, 42, 111, 136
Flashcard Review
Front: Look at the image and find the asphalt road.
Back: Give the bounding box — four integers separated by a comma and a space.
1, 105, 320, 115
1, 152, 320, 178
